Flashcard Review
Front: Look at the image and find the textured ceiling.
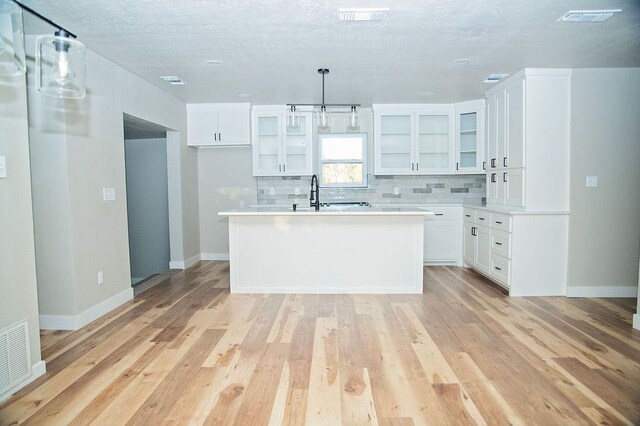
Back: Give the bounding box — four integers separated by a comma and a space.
21, 0, 640, 104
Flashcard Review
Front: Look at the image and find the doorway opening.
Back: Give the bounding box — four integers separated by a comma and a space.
123, 114, 176, 295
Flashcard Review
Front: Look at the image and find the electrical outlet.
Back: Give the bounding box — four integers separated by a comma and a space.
102, 187, 116, 201
394, 187, 400, 195
239, 200, 245, 208
294, 187, 300, 195
270, 188, 276, 196
97, 271, 104, 285
586, 176, 598, 188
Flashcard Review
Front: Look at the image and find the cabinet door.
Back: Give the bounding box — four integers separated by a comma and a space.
424, 221, 460, 262
463, 222, 476, 266
474, 225, 491, 274
416, 113, 453, 173
456, 107, 483, 173
252, 113, 282, 176
496, 90, 507, 169
283, 113, 313, 175
486, 172, 500, 205
505, 80, 525, 169
504, 168, 525, 207
375, 113, 414, 174
187, 110, 218, 146
486, 94, 497, 170
217, 110, 249, 145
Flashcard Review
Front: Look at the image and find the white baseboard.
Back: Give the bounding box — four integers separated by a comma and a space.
566, 285, 638, 298
169, 253, 202, 270
423, 260, 463, 266
0, 360, 46, 403
201, 253, 230, 261
39, 288, 133, 331
634, 314, 640, 331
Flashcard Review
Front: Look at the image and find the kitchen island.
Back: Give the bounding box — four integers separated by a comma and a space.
219, 207, 433, 294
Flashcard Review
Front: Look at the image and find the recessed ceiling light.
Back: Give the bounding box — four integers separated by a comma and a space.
483, 74, 509, 84
205, 60, 223, 66
454, 58, 472, 65
557, 9, 622, 22
160, 76, 186, 86
338, 8, 389, 22
421, 91, 435, 96
238, 93, 251, 98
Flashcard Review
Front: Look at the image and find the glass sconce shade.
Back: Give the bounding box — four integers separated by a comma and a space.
0, 0, 26, 76
36, 31, 86, 98
287, 105, 299, 128
347, 105, 359, 130
318, 105, 331, 130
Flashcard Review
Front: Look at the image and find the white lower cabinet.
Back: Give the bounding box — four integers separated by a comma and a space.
424, 206, 462, 265
463, 206, 569, 296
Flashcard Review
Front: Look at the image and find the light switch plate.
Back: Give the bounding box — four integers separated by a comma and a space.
103, 187, 116, 201
586, 176, 598, 188
0, 155, 6, 178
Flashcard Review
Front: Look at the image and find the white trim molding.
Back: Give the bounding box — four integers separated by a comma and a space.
200, 253, 230, 261
39, 288, 133, 330
566, 285, 638, 298
0, 361, 46, 403
169, 253, 202, 270
633, 314, 640, 331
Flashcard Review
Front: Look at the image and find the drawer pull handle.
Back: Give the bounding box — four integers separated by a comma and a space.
478, 217, 485, 221
491, 173, 497, 183
435, 213, 444, 216
494, 266, 502, 271
465, 214, 471, 217
495, 221, 503, 224
495, 242, 503, 246
491, 158, 496, 168
482, 161, 486, 170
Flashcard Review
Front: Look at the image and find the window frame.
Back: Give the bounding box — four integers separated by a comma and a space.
318, 133, 368, 188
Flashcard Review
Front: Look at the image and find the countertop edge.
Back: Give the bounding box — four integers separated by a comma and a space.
462, 204, 570, 215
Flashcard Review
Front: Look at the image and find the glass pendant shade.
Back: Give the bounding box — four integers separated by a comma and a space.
0, 0, 26, 76
318, 105, 331, 130
347, 105, 359, 130
287, 105, 299, 128
36, 30, 86, 98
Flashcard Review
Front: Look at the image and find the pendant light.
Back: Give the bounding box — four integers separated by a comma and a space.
8, 0, 87, 98
0, 0, 26, 76
347, 105, 359, 131
287, 105, 299, 128
287, 67, 360, 132
36, 29, 86, 98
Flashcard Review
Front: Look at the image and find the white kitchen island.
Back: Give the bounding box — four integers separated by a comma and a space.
219, 207, 433, 294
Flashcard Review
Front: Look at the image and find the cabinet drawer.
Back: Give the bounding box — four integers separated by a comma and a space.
490, 229, 511, 258
463, 208, 476, 223
490, 254, 510, 287
490, 212, 512, 232
428, 207, 462, 221
474, 210, 489, 226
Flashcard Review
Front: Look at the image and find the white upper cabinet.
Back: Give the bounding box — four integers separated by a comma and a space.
251, 106, 313, 176
373, 105, 455, 175
454, 100, 485, 173
187, 103, 250, 146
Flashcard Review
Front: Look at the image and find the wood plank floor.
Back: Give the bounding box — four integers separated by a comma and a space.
1, 261, 639, 425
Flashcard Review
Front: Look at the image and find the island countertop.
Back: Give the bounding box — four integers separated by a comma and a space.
218, 207, 434, 217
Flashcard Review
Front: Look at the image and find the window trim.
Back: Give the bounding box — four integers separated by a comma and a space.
318, 133, 368, 188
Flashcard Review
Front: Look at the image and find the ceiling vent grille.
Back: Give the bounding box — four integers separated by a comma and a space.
338, 8, 389, 22
483, 74, 509, 84
0, 321, 31, 396
160, 76, 186, 86
557, 9, 622, 22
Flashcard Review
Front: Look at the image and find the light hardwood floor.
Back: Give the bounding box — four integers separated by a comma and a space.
1, 261, 639, 425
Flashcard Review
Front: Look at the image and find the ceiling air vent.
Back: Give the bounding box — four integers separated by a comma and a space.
338, 8, 389, 22
160, 76, 186, 86
557, 9, 622, 22
483, 74, 509, 84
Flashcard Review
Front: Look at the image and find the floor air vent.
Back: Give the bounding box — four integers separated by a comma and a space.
0, 321, 31, 396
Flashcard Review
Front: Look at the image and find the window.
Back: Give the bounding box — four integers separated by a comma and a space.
318, 133, 367, 187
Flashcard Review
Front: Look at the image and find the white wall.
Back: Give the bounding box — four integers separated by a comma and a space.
567, 68, 640, 295
125, 138, 170, 281
0, 72, 43, 378
27, 42, 199, 326
198, 147, 256, 258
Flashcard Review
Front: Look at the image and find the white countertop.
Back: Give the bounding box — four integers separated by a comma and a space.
463, 203, 570, 215
219, 206, 434, 217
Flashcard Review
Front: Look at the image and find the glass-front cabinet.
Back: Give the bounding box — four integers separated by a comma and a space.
455, 100, 485, 173
252, 107, 313, 176
374, 105, 454, 175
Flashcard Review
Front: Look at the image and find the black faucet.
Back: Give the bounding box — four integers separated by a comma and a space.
310, 174, 320, 211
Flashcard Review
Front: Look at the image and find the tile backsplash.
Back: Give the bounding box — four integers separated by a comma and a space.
256, 174, 486, 206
